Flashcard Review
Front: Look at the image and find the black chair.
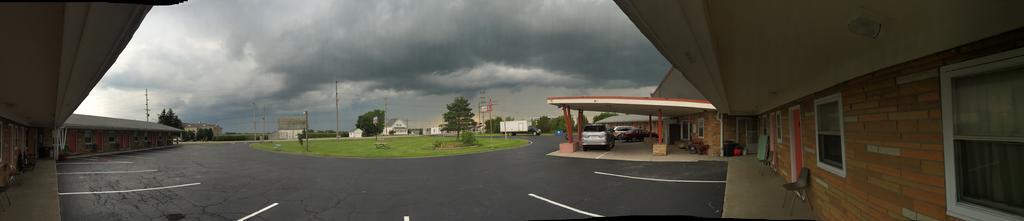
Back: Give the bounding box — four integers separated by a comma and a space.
782, 167, 811, 215
0, 176, 13, 210
759, 149, 773, 176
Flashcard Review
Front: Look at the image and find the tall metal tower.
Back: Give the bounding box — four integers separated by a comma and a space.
144, 89, 151, 122
478, 90, 486, 131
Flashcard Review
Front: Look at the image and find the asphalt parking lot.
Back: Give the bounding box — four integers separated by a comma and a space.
57, 136, 727, 221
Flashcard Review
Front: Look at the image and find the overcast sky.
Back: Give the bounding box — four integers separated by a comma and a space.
75, 0, 668, 132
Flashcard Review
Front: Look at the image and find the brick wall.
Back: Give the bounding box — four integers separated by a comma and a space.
0, 116, 37, 187
682, 110, 723, 155
761, 28, 1024, 221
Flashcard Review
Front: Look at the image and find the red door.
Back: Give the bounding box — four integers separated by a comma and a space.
790, 108, 803, 181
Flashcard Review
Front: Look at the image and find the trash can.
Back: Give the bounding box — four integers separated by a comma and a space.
723, 141, 738, 157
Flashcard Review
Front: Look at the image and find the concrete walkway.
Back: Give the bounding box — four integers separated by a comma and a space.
723, 155, 817, 220
546, 141, 725, 162
66, 144, 178, 159
2, 159, 60, 221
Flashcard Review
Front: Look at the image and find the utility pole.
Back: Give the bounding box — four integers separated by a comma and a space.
335, 80, 340, 141
261, 108, 267, 142
383, 97, 388, 135
145, 88, 150, 122
304, 110, 310, 151
253, 102, 258, 141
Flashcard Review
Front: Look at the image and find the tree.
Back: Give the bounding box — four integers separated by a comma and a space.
183, 130, 196, 141
549, 115, 568, 133
533, 116, 552, 133
355, 109, 385, 136
592, 112, 618, 123
441, 96, 476, 137
576, 113, 588, 127
198, 128, 213, 141
484, 117, 504, 134
157, 108, 184, 129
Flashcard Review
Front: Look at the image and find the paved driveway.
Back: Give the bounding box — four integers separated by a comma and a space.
57, 136, 726, 220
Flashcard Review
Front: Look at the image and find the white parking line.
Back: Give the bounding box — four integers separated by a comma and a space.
527, 193, 604, 217
57, 170, 158, 175
238, 203, 279, 221
112, 155, 156, 160
593, 171, 726, 183
57, 161, 133, 165
58, 183, 200, 195
595, 152, 610, 159
404, 216, 410, 221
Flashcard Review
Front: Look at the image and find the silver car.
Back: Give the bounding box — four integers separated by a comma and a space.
581, 124, 615, 151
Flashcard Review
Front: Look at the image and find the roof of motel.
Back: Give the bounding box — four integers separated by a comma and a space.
593, 115, 656, 124
64, 114, 183, 132
546, 96, 715, 117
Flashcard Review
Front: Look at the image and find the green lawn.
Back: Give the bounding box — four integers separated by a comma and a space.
251, 136, 529, 158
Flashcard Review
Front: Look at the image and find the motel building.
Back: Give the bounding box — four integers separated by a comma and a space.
0, 3, 157, 219
60, 114, 181, 156
611, 1, 1024, 221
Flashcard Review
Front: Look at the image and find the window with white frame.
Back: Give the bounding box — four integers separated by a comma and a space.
776, 112, 784, 144
815, 93, 845, 177
84, 130, 93, 144
941, 48, 1024, 220
697, 118, 705, 138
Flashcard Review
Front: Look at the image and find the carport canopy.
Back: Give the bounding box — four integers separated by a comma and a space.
546, 96, 716, 145
546, 96, 715, 117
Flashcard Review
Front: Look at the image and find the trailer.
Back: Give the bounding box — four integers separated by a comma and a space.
499, 120, 541, 136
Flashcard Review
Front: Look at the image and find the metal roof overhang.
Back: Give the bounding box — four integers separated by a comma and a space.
547, 96, 715, 117
0, 3, 151, 127
616, 0, 1024, 115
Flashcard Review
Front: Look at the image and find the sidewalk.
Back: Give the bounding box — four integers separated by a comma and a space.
3, 159, 60, 221
722, 155, 817, 220
66, 144, 178, 159
546, 142, 725, 162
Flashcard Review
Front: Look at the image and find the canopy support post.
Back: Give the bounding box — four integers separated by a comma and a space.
658, 109, 664, 144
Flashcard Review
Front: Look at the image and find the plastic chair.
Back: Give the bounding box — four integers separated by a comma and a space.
782, 167, 812, 215
757, 135, 772, 175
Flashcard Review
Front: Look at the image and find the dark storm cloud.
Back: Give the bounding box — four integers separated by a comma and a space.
168, 0, 668, 98
84, 0, 670, 131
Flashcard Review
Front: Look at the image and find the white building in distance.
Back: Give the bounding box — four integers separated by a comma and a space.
382, 119, 408, 135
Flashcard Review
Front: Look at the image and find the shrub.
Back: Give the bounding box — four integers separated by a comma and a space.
459, 131, 479, 146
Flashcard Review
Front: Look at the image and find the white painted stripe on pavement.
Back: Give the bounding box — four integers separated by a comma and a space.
404, 216, 410, 221
238, 203, 279, 221
57, 161, 133, 165
595, 152, 610, 159
57, 170, 158, 175
528, 193, 603, 217
112, 155, 156, 160
59, 183, 200, 195
593, 171, 725, 183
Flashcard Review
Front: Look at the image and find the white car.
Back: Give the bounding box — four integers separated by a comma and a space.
580, 124, 615, 151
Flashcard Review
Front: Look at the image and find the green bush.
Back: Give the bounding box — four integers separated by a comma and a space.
212, 135, 251, 141
459, 132, 479, 145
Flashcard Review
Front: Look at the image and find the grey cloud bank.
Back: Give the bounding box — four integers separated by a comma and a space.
76, 0, 669, 132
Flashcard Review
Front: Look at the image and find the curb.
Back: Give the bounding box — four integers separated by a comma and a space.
65, 144, 180, 159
